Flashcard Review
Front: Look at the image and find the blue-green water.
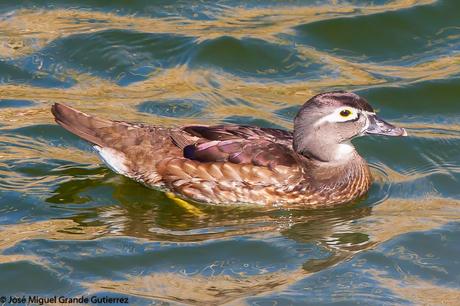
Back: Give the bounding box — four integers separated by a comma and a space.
0, 1, 459, 304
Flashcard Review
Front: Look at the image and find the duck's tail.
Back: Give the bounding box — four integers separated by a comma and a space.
51, 103, 113, 147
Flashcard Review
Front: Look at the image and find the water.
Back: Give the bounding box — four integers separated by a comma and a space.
0, 0, 459, 304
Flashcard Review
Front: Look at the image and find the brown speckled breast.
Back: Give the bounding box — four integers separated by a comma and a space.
151, 151, 372, 207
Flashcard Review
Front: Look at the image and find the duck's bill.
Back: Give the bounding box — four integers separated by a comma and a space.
365, 115, 407, 137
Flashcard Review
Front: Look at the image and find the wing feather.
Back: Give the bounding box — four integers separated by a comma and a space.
172, 125, 297, 167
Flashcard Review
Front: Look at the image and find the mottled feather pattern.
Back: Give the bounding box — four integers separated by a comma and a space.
52, 103, 372, 207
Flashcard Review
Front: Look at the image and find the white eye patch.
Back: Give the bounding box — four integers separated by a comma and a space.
314, 107, 360, 127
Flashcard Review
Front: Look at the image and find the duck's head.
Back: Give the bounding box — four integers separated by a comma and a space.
293, 91, 407, 163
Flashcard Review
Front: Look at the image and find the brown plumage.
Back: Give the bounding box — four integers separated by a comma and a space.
51, 91, 406, 207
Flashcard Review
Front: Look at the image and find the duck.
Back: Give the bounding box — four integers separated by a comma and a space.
51, 91, 406, 208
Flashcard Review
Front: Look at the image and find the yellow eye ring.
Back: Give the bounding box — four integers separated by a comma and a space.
340, 109, 352, 117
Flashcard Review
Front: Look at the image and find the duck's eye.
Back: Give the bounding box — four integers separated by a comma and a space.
340, 109, 352, 117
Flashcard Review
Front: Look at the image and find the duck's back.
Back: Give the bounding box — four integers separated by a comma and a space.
52, 103, 313, 206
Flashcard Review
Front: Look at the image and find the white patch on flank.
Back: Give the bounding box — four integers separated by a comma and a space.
93, 146, 128, 175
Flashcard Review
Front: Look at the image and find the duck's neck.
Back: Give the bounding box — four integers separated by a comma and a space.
307, 150, 367, 181
295, 136, 357, 163
292, 132, 371, 188
299, 149, 372, 203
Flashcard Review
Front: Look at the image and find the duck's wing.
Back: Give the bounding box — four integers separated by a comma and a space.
51, 103, 295, 169
165, 125, 306, 204
171, 125, 297, 168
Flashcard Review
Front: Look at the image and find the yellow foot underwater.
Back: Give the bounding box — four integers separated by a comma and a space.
165, 192, 205, 217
